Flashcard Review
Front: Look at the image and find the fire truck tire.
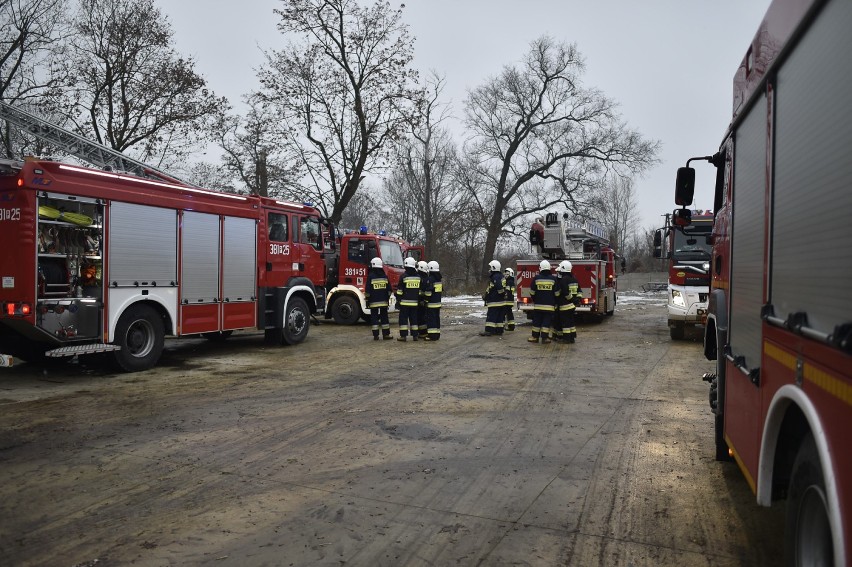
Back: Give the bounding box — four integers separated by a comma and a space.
282, 297, 309, 345
785, 433, 834, 565
670, 324, 685, 340
331, 295, 360, 325
111, 304, 164, 372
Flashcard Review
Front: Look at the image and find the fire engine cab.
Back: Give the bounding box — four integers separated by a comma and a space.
324, 228, 423, 324
516, 213, 616, 319
653, 211, 714, 339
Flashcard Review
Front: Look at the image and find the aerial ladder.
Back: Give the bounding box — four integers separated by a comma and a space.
0, 100, 189, 185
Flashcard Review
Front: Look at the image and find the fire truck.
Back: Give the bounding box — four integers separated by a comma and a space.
0, 102, 329, 372
653, 211, 713, 340
323, 228, 423, 324
675, 0, 851, 562
516, 213, 616, 319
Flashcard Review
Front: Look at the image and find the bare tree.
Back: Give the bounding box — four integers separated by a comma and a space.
258, 0, 421, 224
62, 0, 226, 169
0, 0, 71, 157
463, 36, 659, 275
595, 176, 640, 255
215, 96, 304, 198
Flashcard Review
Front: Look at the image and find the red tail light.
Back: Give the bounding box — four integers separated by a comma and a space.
4, 302, 32, 317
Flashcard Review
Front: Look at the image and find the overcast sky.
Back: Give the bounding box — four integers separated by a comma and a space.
157, 0, 771, 232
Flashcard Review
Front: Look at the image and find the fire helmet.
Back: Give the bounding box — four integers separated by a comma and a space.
557, 260, 572, 273
370, 257, 383, 269
539, 260, 551, 271
488, 260, 501, 272
417, 260, 429, 273
427, 260, 440, 272
504, 267, 514, 277
404, 257, 417, 268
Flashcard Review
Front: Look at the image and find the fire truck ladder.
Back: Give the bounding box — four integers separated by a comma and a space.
0, 100, 187, 185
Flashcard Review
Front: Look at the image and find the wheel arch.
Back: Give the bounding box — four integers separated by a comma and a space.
758, 385, 845, 565
327, 285, 368, 314
108, 296, 174, 341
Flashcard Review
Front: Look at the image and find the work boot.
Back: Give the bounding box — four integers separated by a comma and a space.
397, 336, 407, 342
412, 336, 419, 341
382, 334, 392, 340
373, 335, 379, 341
542, 338, 552, 344
479, 332, 493, 337
528, 337, 538, 343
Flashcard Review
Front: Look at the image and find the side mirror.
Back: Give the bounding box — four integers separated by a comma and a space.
672, 208, 692, 227
675, 167, 695, 206
652, 229, 668, 259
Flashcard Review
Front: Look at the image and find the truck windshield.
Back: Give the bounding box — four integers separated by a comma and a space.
673, 229, 712, 261
379, 240, 405, 267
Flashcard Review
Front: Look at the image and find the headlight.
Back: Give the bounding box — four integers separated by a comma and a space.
703, 262, 711, 271
671, 289, 685, 307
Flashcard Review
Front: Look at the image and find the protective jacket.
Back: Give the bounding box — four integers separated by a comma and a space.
365, 268, 391, 308
529, 270, 558, 311
395, 267, 422, 307
557, 272, 582, 310
483, 271, 506, 307
427, 272, 442, 308
504, 274, 516, 305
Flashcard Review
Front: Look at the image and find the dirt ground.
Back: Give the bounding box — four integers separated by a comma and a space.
0, 273, 784, 566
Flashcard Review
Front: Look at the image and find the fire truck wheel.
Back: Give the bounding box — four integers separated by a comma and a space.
282, 297, 309, 345
111, 304, 165, 372
331, 295, 360, 325
785, 433, 834, 565
670, 324, 685, 340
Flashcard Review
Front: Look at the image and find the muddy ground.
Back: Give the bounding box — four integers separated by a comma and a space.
0, 274, 784, 566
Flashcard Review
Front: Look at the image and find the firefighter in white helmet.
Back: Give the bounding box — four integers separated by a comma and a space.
480, 260, 506, 336
365, 257, 392, 340
554, 260, 582, 343
395, 256, 422, 340
423, 260, 442, 340
528, 259, 558, 344
503, 267, 516, 332
416, 260, 431, 336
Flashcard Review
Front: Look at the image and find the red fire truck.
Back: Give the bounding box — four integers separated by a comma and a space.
0, 104, 329, 372
516, 213, 616, 319
676, 0, 851, 561
324, 228, 423, 324
653, 211, 714, 339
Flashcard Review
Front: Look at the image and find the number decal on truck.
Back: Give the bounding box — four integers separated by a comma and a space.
270, 243, 290, 255
344, 267, 367, 277
0, 208, 21, 221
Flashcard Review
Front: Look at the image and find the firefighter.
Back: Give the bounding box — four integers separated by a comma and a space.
480, 260, 506, 337
554, 260, 582, 343
365, 257, 392, 341
395, 256, 422, 341
528, 259, 558, 344
423, 260, 442, 341
503, 267, 516, 332
416, 260, 431, 337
